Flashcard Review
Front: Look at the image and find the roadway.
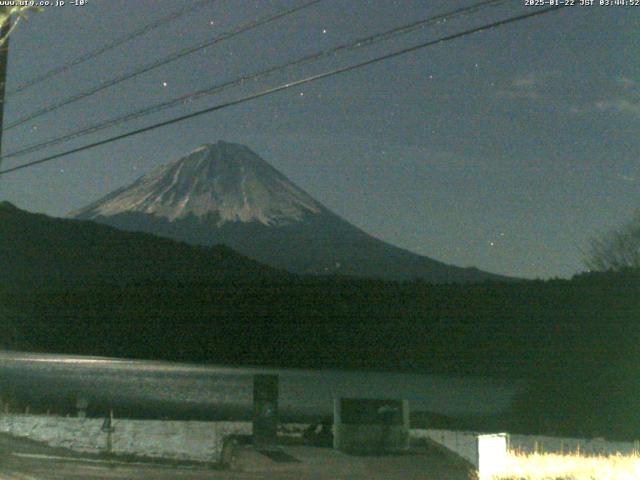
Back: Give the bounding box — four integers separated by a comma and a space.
0, 433, 474, 479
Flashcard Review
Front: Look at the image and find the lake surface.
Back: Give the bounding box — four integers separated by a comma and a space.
0, 351, 522, 421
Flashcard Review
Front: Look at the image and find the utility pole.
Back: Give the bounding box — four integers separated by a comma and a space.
0, 12, 10, 161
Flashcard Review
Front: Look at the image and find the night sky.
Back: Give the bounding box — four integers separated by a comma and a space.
0, 0, 638, 279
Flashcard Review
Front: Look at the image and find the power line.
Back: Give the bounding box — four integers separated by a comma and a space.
0, 5, 568, 177
3, 0, 325, 131
6, 0, 216, 97
3, 0, 510, 161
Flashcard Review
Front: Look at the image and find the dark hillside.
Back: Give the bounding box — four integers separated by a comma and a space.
0, 201, 285, 290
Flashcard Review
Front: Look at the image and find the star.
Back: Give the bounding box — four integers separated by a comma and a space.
162, 81, 168, 87
322, 29, 327, 34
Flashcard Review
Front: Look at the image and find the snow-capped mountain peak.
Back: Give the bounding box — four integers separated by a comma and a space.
72, 141, 322, 226
71, 141, 508, 283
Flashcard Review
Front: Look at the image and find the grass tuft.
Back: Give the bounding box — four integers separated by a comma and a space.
494, 450, 640, 480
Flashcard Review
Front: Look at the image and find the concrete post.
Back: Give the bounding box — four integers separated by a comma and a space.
253, 374, 279, 449
477, 433, 508, 480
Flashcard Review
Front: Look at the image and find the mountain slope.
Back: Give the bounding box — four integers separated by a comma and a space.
72, 141, 507, 283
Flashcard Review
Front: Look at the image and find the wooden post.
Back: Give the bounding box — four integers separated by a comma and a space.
102, 409, 115, 457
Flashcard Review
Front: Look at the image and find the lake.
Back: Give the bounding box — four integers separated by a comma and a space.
0, 351, 522, 421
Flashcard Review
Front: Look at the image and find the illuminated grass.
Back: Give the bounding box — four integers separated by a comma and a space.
494, 450, 640, 480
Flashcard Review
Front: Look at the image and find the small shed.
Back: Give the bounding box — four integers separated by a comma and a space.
333, 398, 409, 454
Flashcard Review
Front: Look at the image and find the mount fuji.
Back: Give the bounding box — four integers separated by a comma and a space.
71, 141, 504, 283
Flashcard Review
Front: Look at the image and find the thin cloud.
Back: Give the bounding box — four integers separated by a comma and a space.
570, 75, 640, 118
612, 172, 636, 183
594, 75, 640, 117
497, 71, 558, 100
615, 75, 637, 90
595, 98, 640, 117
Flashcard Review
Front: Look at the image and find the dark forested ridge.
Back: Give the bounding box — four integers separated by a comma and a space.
2, 202, 639, 439
0, 201, 287, 289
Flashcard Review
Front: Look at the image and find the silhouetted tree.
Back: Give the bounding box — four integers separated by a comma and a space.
585, 210, 640, 272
